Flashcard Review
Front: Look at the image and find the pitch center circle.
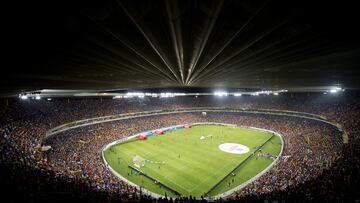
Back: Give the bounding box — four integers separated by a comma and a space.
219, 143, 250, 154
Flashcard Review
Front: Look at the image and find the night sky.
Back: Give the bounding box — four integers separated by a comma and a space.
3, 0, 360, 96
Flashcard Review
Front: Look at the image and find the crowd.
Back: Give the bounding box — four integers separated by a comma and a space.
0, 92, 359, 202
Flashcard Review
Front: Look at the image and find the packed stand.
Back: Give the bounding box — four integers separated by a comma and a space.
0, 92, 359, 202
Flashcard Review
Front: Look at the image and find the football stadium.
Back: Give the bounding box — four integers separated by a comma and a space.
1, 0, 360, 202
103, 124, 283, 198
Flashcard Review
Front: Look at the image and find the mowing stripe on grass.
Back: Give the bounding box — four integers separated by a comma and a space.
128, 165, 182, 196
104, 124, 281, 198
204, 133, 275, 196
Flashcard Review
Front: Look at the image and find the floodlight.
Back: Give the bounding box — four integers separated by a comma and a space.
329, 87, 342, 94
125, 92, 139, 98
233, 93, 242, 96
47, 98, 52, 101
35, 95, 41, 100
20, 95, 28, 100
160, 93, 174, 98
214, 91, 228, 96
274, 92, 279, 96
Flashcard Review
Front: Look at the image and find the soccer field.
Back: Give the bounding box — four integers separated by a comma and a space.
103, 124, 282, 198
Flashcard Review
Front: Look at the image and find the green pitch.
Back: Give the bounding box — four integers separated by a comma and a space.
103, 124, 282, 198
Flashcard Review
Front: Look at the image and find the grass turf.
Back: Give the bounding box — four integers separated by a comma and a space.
103, 124, 282, 198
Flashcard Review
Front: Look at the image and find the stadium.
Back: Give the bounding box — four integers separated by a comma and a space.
1, 0, 360, 202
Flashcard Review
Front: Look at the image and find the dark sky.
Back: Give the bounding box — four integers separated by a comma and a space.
3, 0, 360, 96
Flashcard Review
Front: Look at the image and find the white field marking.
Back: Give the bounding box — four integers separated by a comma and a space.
146, 165, 192, 192
189, 136, 268, 193
148, 150, 231, 194
119, 149, 191, 192
103, 123, 285, 199
174, 156, 236, 193
120, 143, 161, 163
130, 150, 192, 192
155, 161, 194, 192
219, 143, 250, 154
120, 149, 137, 158
188, 156, 240, 192
114, 126, 263, 194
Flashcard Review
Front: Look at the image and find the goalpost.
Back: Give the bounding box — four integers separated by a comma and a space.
133, 155, 145, 168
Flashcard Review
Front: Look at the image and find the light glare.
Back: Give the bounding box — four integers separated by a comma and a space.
20, 95, 28, 100
214, 91, 228, 97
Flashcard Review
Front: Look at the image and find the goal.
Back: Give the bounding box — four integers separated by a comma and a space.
133, 155, 145, 168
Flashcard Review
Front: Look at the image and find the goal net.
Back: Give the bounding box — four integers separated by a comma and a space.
133, 155, 145, 168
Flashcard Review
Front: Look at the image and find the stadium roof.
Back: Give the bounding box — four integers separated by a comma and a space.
3, 0, 360, 96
